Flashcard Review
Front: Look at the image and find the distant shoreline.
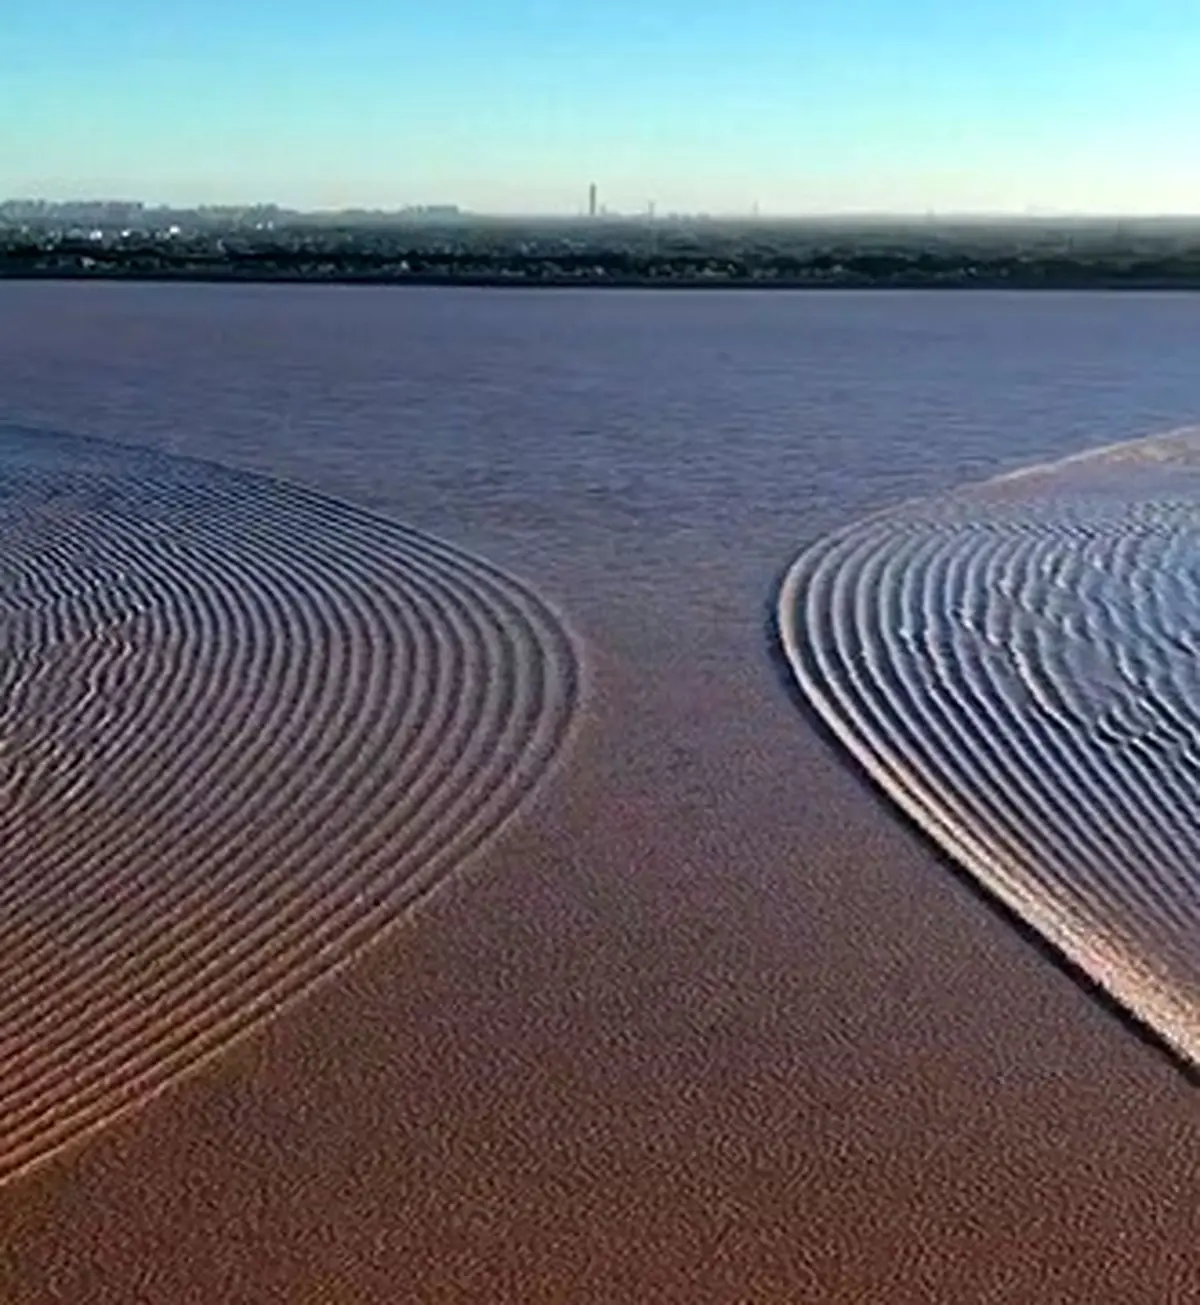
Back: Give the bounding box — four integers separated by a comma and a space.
9, 217, 1200, 291
6, 268, 1200, 291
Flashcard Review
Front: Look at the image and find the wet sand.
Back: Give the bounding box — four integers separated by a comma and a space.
0, 285, 1196, 1301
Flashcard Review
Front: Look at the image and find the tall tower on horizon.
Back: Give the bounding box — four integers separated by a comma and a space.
588, 183, 597, 218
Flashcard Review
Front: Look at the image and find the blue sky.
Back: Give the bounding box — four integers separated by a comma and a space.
3, 0, 1199, 213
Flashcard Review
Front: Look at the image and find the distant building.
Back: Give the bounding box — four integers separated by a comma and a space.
588, 184, 597, 218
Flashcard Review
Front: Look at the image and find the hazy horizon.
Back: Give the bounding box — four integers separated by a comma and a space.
8, 197, 1200, 225
4, 0, 1200, 216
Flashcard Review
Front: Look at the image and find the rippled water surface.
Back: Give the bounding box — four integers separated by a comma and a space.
4, 287, 1199, 601
3, 285, 1200, 1115
0, 426, 577, 1179
782, 430, 1200, 1063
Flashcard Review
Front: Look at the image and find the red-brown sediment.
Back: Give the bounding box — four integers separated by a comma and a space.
0, 286, 1196, 1303
1, 596, 1195, 1302
0, 432, 577, 1186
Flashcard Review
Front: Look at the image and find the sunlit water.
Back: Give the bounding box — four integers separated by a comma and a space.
3, 285, 1200, 1091
782, 429, 1200, 1063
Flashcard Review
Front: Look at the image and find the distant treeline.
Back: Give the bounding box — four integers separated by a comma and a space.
6, 223, 1200, 288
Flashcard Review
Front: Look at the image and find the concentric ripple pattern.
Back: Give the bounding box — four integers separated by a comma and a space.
781, 427, 1200, 1066
0, 427, 579, 1183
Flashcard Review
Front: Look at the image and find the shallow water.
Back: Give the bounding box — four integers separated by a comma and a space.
0, 426, 577, 1180
782, 428, 1200, 1064
2, 285, 1200, 1299
4, 286, 1200, 599
3, 287, 1200, 1073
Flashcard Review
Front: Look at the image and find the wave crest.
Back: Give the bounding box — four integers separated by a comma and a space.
0, 429, 580, 1183
780, 427, 1200, 1066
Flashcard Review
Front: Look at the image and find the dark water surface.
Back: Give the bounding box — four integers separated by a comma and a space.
5, 285, 1200, 604
1, 284, 1198, 1302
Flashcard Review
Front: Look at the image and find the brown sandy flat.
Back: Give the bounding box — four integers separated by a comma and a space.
0, 284, 1196, 1303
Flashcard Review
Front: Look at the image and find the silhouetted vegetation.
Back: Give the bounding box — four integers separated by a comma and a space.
6, 214, 1200, 288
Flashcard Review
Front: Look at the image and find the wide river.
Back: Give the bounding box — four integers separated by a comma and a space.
0, 284, 1197, 1302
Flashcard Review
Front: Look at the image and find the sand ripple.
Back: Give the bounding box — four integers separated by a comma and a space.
780, 427, 1200, 1067
0, 429, 579, 1183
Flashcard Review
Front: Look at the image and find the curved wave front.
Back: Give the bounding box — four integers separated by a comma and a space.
780, 427, 1200, 1067
0, 429, 580, 1183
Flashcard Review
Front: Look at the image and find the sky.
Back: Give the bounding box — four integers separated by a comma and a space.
3, 0, 1199, 215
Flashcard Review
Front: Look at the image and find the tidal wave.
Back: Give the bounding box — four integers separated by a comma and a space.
0, 428, 579, 1183
780, 427, 1200, 1066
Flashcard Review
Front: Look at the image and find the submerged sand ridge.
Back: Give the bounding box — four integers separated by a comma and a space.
0, 428, 579, 1184
781, 426, 1200, 1066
